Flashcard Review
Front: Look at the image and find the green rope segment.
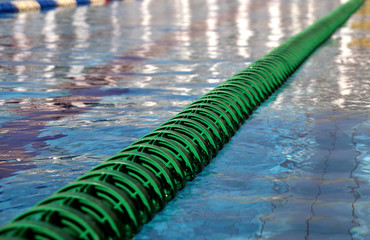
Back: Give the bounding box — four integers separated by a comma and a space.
0, 0, 363, 239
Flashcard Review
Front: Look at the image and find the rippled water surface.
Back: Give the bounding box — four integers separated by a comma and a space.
0, 0, 369, 239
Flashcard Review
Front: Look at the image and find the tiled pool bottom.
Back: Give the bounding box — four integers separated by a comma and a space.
0, 0, 369, 239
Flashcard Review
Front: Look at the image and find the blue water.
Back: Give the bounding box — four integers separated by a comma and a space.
0, 0, 369, 239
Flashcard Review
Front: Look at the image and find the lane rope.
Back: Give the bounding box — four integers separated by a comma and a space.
0, 0, 364, 239
0, 0, 114, 13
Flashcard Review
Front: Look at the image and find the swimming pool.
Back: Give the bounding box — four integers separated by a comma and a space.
0, 0, 369, 239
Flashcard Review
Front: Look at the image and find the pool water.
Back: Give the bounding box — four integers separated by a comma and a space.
0, 0, 369, 239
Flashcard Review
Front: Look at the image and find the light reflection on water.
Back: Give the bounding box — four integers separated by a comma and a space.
236, 0, 252, 58
0, 0, 369, 239
267, 0, 282, 48
206, 0, 219, 59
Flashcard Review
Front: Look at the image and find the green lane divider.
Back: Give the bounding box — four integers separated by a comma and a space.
0, 0, 363, 239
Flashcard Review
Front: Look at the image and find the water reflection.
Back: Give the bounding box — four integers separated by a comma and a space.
138, 0, 158, 83
206, 0, 219, 59
69, 7, 89, 76
356, 0, 370, 15
109, 1, 121, 54
0, 7, 137, 169
138, 0, 153, 56
261, 1, 369, 239
13, 14, 30, 82
174, 0, 191, 59
173, 0, 193, 85
0, 0, 194, 169
336, 26, 353, 106
267, 0, 282, 48
306, 0, 315, 26
236, 0, 252, 58
291, 0, 303, 33
42, 11, 58, 81
349, 10, 370, 48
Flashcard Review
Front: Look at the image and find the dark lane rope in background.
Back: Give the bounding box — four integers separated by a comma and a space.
0, 0, 364, 239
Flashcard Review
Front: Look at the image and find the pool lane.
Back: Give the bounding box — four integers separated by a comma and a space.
0, 0, 257, 178
134, 1, 370, 239
0, 0, 276, 225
